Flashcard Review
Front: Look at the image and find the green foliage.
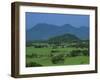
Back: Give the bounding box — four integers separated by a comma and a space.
26, 35, 89, 67
50, 50, 65, 64
70, 49, 89, 57
26, 53, 38, 58
82, 50, 89, 56
48, 33, 80, 44
26, 42, 33, 47
26, 61, 42, 67
70, 50, 82, 57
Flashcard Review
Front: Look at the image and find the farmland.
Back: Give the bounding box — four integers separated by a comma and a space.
26, 47, 89, 67
26, 38, 89, 67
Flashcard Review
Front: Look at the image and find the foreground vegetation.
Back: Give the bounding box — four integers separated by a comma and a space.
26, 41, 89, 67
26, 34, 89, 67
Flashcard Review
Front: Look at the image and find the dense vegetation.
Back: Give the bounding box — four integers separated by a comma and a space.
26, 34, 89, 67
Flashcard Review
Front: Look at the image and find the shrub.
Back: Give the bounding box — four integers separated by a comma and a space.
69, 49, 89, 57
52, 46, 58, 49
26, 53, 38, 58
26, 62, 42, 67
70, 50, 81, 57
65, 52, 71, 57
82, 50, 89, 56
50, 53, 65, 64
51, 50, 60, 53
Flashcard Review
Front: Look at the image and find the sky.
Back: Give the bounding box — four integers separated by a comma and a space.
26, 12, 89, 30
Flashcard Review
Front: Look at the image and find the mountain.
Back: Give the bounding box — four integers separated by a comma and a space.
48, 33, 80, 43
26, 23, 89, 41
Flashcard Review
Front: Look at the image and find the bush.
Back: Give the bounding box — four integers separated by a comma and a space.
69, 49, 89, 57
82, 50, 89, 56
26, 53, 38, 58
65, 52, 71, 57
26, 62, 42, 67
50, 53, 65, 64
52, 46, 58, 49
26, 43, 33, 47
68, 42, 89, 48
51, 50, 60, 53
70, 50, 81, 57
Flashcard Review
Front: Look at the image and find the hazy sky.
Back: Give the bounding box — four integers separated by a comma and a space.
26, 12, 89, 30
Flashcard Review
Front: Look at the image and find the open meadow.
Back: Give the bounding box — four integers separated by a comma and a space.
26, 41, 89, 67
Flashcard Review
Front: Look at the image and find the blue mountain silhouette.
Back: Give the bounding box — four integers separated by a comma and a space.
26, 23, 89, 41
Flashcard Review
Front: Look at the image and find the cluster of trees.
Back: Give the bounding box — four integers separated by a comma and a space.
26, 42, 33, 47
26, 53, 38, 58
51, 54, 65, 64
26, 42, 49, 48
68, 42, 89, 48
26, 53, 49, 58
26, 61, 42, 67
26, 49, 89, 66
69, 50, 89, 57
50, 49, 89, 64
26, 40, 89, 50
26, 33, 89, 50
50, 50, 65, 64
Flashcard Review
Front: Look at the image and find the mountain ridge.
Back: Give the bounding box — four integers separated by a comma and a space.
26, 23, 89, 41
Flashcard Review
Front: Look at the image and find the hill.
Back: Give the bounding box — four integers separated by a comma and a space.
48, 33, 80, 43
26, 23, 89, 41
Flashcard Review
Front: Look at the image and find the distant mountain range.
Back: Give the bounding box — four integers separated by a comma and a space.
26, 23, 89, 41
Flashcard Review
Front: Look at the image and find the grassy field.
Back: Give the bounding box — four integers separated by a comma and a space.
26, 46, 89, 67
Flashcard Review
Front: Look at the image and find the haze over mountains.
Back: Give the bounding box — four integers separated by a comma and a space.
26, 23, 89, 41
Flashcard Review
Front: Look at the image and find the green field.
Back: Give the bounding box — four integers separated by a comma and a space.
26, 46, 89, 67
